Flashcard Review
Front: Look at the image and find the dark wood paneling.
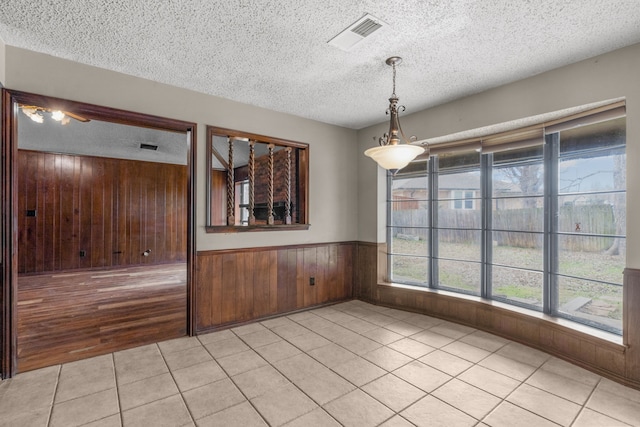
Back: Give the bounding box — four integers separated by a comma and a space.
17, 150, 187, 274
624, 268, 640, 385
195, 242, 355, 331
355, 242, 378, 302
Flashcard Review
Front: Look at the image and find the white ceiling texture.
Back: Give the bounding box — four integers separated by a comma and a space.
2, 0, 640, 131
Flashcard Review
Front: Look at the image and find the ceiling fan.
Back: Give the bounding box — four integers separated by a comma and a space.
19, 104, 90, 125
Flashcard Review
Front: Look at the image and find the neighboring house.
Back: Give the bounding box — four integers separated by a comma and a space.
392, 173, 529, 211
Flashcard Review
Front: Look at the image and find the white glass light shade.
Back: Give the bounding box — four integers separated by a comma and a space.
364, 144, 424, 172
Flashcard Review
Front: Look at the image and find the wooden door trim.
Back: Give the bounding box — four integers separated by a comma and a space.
1, 89, 197, 378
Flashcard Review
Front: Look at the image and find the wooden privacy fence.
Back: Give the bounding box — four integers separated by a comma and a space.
393, 204, 618, 252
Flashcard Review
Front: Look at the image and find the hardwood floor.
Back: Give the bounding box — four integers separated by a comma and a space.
17, 263, 187, 372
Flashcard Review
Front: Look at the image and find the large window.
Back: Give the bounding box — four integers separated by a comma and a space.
388, 106, 625, 334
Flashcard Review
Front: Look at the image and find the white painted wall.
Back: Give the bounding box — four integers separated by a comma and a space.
4, 46, 359, 251
357, 42, 640, 270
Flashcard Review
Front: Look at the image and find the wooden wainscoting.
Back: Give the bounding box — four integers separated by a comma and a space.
624, 267, 640, 386
195, 242, 355, 332
355, 242, 639, 390
17, 150, 187, 274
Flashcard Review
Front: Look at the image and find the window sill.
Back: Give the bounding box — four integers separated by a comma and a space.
377, 281, 625, 351
205, 224, 310, 233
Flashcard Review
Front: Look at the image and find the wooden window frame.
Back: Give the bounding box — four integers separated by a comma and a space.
205, 126, 309, 233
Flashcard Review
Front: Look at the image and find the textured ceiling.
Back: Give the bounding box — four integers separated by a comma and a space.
2, 1, 640, 129
18, 112, 188, 165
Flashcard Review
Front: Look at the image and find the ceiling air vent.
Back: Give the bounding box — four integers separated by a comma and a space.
140, 143, 158, 151
328, 14, 386, 51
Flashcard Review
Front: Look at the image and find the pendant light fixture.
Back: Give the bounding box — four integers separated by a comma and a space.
365, 56, 425, 175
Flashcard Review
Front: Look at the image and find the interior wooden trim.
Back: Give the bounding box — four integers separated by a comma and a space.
1, 89, 18, 378
1, 89, 197, 378
205, 224, 311, 233
196, 240, 358, 257
207, 126, 310, 149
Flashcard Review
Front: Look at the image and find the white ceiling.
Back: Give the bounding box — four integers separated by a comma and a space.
1, 1, 640, 130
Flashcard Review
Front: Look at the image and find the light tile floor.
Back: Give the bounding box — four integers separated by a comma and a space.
1, 300, 639, 427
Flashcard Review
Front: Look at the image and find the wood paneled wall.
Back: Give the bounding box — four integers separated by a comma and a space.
18, 150, 187, 274
195, 242, 354, 331
355, 242, 640, 390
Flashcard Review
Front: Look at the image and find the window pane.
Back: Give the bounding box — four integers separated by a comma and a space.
492, 198, 543, 231
390, 231, 429, 256
437, 259, 480, 295
558, 235, 624, 285
391, 255, 428, 285
493, 164, 544, 197
557, 276, 622, 334
439, 172, 480, 199
438, 232, 481, 262
492, 233, 543, 270
557, 193, 625, 235
464, 198, 473, 209
437, 206, 481, 229
391, 201, 428, 227
559, 144, 624, 194
559, 117, 625, 155
492, 266, 543, 309
392, 176, 428, 201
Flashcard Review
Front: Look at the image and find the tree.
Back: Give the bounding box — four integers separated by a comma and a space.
501, 164, 543, 208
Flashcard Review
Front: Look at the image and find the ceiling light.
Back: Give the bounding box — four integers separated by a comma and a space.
365, 57, 426, 175
51, 110, 66, 121
21, 106, 44, 123
19, 105, 88, 125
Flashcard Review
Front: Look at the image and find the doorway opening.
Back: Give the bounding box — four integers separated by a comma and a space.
1, 90, 196, 376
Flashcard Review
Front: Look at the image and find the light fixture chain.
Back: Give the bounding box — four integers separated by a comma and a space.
392, 61, 397, 98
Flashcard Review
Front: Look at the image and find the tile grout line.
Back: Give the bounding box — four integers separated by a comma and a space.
23, 301, 633, 427
478, 354, 567, 426
283, 306, 445, 425
227, 325, 347, 426
315, 305, 543, 426
568, 377, 634, 427
155, 342, 198, 426
111, 352, 124, 427
198, 334, 267, 424
45, 364, 62, 427
568, 375, 603, 427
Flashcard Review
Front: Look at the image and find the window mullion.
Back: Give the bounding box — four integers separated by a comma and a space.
481, 153, 492, 299
544, 133, 559, 315
429, 156, 438, 289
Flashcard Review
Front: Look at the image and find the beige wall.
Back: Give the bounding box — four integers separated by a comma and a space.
358, 42, 640, 270
0, 38, 5, 86
3, 46, 359, 251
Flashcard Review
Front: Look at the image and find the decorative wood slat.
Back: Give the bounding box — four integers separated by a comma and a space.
249, 140, 256, 225
195, 242, 355, 332
267, 143, 275, 225
226, 137, 235, 226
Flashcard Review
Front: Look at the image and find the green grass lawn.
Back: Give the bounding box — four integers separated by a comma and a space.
391, 238, 624, 327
